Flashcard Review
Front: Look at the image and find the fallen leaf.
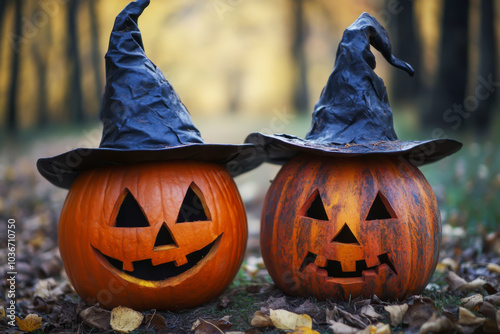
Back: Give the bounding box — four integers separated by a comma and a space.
461, 278, 487, 290
371, 295, 389, 306
291, 326, 321, 334
326, 308, 337, 323
487, 263, 500, 274
144, 313, 167, 332
243, 256, 265, 277
418, 313, 456, 334
458, 307, 486, 326
51, 281, 74, 297
326, 306, 369, 329
497, 310, 500, 331
34, 278, 58, 299
334, 307, 368, 328
483, 282, 498, 295
110, 306, 144, 333
479, 301, 497, 316
32, 296, 50, 313
373, 323, 391, 334
294, 300, 319, 315
270, 309, 312, 330
329, 321, 358, 334
403, 298, 435, 329
359, 304, 381, 320
0, 306, 5, 319
243, 264, 259, 277
80, 305, 111, 330
460, 294, 483, 310
250, 311, 273, 328
445, 271, 468, 290
15, 314, 43, 332
354, 325, 372, 334
261, 296, 288, 313
478, 301, 499, 332
436, 258, 458, 272
191, 317, 232, 334
37, 252, 63, 278
384, 304, 408, 326
358, 324, 390, 334
484, 293, 500, 306
217, 295, 232, 310
485, 232, 500, 256
446, 271, 488, 291
29, 229, 47, 248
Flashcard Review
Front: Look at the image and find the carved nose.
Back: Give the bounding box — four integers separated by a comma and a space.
154, 223, 178, 249
331, 223, 360, 245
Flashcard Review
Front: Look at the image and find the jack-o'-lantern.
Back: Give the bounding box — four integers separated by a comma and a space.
246, 13, 461, 300
260, 155, 441, 300
58, 161, 247, 310
37, 0, 263, 310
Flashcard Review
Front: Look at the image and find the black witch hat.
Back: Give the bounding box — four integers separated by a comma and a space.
245, 13, 461, 165
37, 0, 262, 189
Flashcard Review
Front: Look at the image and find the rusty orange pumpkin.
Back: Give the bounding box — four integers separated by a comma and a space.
261, 155, 440, 300
58, 161, 247, 310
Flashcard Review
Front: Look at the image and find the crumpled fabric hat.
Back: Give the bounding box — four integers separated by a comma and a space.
245, 13, 461, 165
37, 0, 263, 189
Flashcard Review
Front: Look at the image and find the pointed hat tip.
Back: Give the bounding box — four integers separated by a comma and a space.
305, 12, 414, 144
99, 0, 205, 150
113, 0, 150, 32
351, 12, 414, 76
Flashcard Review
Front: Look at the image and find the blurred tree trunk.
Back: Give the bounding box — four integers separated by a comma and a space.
88, 0, 104, 104
425, 0, 469, 129
33, 46, 50, 127
227, 70, 242, 113
291, 0, 309, 114
33, 2, 51, 128
473, 0, 497, 135
67, 0, 85, 122
6, 0, 22, 134
389, 0, 422, 105
0, 0, 8, 67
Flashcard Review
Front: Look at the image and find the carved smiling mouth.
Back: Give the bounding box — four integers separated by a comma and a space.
299, 252, 397, 281
92, 234, 222, 281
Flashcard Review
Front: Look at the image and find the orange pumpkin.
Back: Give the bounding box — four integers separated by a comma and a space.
58, 160, 247, 310
261, 155, 440, 300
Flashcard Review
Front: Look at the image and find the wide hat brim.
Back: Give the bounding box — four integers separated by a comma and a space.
37, 143, 263, 189
245, 132, 462, 166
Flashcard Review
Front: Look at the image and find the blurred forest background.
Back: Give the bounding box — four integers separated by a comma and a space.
1, 0, 499, 137
0, 0, 499, 234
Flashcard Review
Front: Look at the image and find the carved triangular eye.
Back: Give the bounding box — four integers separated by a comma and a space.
300, 190, 329, 221
176, 183, 211, 223
331, 223, 360, 245
154, 223, 178, 248
366, 192, 396, 221
114, 190, 149, 228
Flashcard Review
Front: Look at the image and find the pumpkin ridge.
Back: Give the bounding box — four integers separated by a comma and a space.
266, 162, 299, 288
210, 168, 247, 290
78, 169, 101, 300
